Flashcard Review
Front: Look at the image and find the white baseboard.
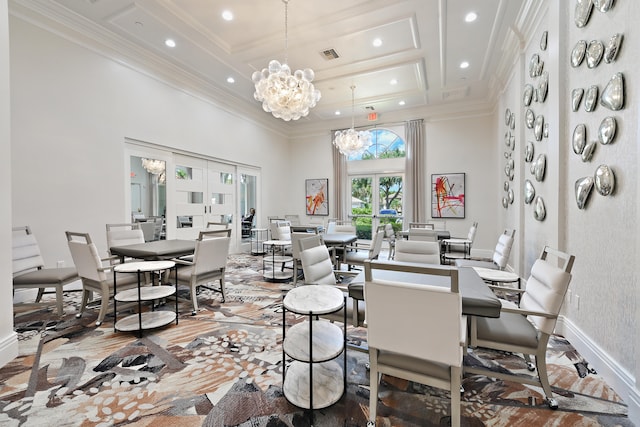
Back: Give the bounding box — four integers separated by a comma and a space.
557, 316, 639, 425
0, 331, 19, 369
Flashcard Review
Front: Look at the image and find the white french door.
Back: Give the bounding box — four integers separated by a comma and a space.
174, 154, 237, 252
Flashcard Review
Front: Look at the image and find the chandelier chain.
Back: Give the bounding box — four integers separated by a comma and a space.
283, 0, 289, 64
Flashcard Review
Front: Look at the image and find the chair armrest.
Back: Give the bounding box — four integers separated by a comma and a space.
500, 305, 557, 318
488, 284, 525, 293
171, 258, 194, 266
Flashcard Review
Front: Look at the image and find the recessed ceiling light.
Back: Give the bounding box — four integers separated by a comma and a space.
390, 78, 398, 85
460, 61, 470, 69
399, 100, 406, 106
372, 38, 382, 47
226, 77, 235, 84
335, 111, 341, 116
465, 12, 477, 23
165, 38, 176, 48
222, 10, 234, 21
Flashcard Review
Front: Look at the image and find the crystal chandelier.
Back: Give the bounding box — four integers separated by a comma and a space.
251, 0, 321, 121
333, 85, 372, 156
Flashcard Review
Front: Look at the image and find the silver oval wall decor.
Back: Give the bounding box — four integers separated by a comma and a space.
543, 123, 549, 138
593, 0, 615, 13
540, 31, 548, 50
598, 116, 616, 145
575, 176, 594, 209
524, 180, 536, 204
594, 165, 615, 196
504, 181, 509, 191
534, 115, 544, 141
582, 140, 597, 162
575, 0, 593, 28
525, 109, 535, 128
525, 142, 534, 162
586, 40, 604, 68
537, 72, 549, 102
505, 109, 511, 126
600, 73, 624, 111
604, 33, 623, 64
508, 188, 514, 204
571, 40, 587, 67
534, 154, 546, 182
533, 196, 546, 221
572, 123, 587, 154
572, 88, 584, 111
584, 85, 599, 112
502, 196, 508, 209
523, 84, 533, 106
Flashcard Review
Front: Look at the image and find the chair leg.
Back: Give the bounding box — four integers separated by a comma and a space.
368, 349, 380, 425
190, 283, 199, 315
219, 276, 226, 303
450, 365, 461, 427
535, 349, 557, 408
35, 288, 45, 303
94, 293, 109, 327
75, 289, 90, 319
55, 285, 64, 316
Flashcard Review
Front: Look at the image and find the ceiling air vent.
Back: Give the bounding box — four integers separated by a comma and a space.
321, 48, 340, 60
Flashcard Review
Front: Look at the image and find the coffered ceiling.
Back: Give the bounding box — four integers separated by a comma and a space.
10, 0, 533, 129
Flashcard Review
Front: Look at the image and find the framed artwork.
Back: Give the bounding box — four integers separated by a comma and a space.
431, 173, 465, 218
306, 178, 329, 216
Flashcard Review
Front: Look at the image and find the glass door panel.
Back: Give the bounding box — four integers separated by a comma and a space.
350, 177, 373, 239
351, 174, 403, 239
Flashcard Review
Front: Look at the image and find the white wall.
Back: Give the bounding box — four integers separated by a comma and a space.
497, 2, 639, 421
9, 16, 291, 266
290, 115, 499, 251
0, 0, 19, 367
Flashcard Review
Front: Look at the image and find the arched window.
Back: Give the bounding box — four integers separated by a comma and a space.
347, 128, 405, 161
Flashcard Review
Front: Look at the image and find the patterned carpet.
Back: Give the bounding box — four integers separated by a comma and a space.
3, 253, 632, 426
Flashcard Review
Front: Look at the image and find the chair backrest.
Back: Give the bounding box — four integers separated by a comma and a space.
467, 221, 478, 242
521, 246, 575, 335
284, 215, 300, 225
368, 230, 385, 259
270, 220, 291, 239
192, 230, 231, 275
408, 222, 435, 230
364, 260, 462, 366
298, 234, 324, 252
299, 245, 336, 286
276, 225, 292, 241
395, 240, 440, 264
106, 223, 145, 253
12, 226, 45, 275
291, 231, 315, 260
492, 229, 515, 269
408, 228, 438, 241
66, 231, 106, 283
207, 221, 230, 231
326, 219, 337, 234
383, 223, 396, 240
334, 224, 356, 234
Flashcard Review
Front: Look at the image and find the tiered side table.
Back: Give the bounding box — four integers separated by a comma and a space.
262, 240, 293, 282
113, 260, 178, 337
282, 285, 346, 419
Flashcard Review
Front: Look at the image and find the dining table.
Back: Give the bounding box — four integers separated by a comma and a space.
109, 239, 196, 262
322, 233, 358, 268
350, 261, 501, 318
398, 229, 451, 240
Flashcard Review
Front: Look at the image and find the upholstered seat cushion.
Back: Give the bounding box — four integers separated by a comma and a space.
377, 350, 452, 382
13, 267, 78, 286
475, 311, 538, 350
